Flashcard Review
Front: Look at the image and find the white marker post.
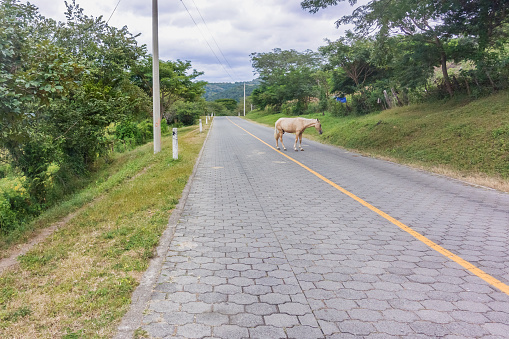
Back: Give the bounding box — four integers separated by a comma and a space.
199, 119, 202, 133
205, 116, 208, 124
172, 128, 178, 160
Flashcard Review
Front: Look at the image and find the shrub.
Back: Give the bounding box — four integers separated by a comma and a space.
168, 101, 204, 126
305, 102, 322, 115
115, 120, 138, 141
0, 176, 33, 234
135, 119, 153, 143
351, 93, 378, 116
281, 102, 293, 116
280, 101, 308, 116
329, 98, 350, 117
263, 105, 277, 115
113, 119, 154, 152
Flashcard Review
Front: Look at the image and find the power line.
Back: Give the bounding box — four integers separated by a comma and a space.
180, 0, 235, 82
189, 0, 239, 80
106, 0, 122, 24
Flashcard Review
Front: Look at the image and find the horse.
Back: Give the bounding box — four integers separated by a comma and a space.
274, 117, 322, 151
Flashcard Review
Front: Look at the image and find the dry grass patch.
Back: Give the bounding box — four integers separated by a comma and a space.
0, 122, 209, 338
365, 153, 509, 193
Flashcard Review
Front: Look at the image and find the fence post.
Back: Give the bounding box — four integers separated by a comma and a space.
172, 128, 178, 160
383, 90, 393, 109
199, 119, 203, 133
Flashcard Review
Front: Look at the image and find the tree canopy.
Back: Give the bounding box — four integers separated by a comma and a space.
131, 57, 206, 124
250, 49, 321, 111
248, 0, 509, 116
301, 0, 509, 97
0, 0, 207, 233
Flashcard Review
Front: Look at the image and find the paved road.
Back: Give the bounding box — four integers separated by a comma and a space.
140, 116, 509, 338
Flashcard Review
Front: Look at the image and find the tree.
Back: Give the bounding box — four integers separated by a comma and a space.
1, 0, 152, 201
250, 48, 321, 84
131, 57, 206, 124
319, 32, 379, 90
344, 0, 459, 96
214, 99, 237, 111
302, 0, 509, 97
49, 0, 150, 172
0, 0, 208, 232
169, 100, 206, 126
442, 0, 509, 53
250, 49, 321, 110
1, 1, 80, 149
206, 101, 227, 116
284, 67, 317, 111
387, 36, 436, 91
441, 0, 509, 89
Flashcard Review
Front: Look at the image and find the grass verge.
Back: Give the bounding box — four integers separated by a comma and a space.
0, 123, 208, 338
246, 91, 509, 192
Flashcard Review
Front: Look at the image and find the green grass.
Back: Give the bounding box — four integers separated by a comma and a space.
246, 91, 509, 188
0, 123, 208, 338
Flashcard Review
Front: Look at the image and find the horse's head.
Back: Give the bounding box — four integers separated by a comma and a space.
315, 119, 323, 135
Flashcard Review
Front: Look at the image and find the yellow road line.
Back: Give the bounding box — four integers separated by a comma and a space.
227, 117, 509, 296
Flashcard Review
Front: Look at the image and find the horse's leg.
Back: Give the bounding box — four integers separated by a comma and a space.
280, 133, 287, 151
299, 133, 304, 151
294, 133, 299, 151
275, 130, 280, 150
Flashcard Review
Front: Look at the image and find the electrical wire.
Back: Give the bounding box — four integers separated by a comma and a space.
189, 0, 239, 80
180, 0, 235, 81
106, 0, 122, 25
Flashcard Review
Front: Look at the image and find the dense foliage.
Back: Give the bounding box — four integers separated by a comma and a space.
131, 57, 206, 125
250, 0, 509, 116
0, 0, 206, 234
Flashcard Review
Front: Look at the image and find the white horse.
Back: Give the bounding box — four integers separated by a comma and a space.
274, 117, 322, 151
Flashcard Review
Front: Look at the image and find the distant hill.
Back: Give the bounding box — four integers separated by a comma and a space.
204, 79, 261, 102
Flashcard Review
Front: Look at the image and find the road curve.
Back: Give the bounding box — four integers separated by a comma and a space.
138, 116, 509, 338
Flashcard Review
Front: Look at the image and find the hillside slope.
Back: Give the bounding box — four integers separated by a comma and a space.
203, 79, 260, 102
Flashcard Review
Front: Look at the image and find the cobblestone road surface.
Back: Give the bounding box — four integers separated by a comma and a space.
138, 116, 509, 338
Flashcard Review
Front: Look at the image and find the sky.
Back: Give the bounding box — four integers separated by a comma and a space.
26, 0, 362, 83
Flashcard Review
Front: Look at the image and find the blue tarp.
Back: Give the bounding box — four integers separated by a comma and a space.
335, 97, 347, 103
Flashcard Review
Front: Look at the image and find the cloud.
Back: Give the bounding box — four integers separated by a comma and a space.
24, 0, 361, 83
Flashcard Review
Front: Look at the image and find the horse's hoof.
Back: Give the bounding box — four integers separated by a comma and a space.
283, 148, 287, 151
294, 149, 298, 152
277, 147, 280, 150
300, 149, 304, 151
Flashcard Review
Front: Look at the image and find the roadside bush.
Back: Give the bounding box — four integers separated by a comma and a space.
304, 102, 323, 115
351, 93, 378, 116
115, 119, 153, 145
160, 119, 170, 135
9, 134, 64, 205
329, 98, 350, 117
171, 101, 204, 126
281, 102, 293, 116
112, 119, 154, 152
281, 101, 308, 116
0, 176, 33, 234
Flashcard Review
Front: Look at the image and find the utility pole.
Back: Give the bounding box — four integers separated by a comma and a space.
152, 0, 161, 154
243, 82, 246, 116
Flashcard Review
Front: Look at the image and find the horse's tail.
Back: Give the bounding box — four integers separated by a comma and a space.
274, 120, 279, 139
